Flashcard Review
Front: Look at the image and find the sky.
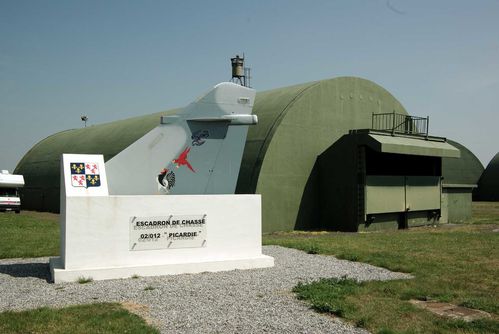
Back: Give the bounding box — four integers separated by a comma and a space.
1, 0, 498, 172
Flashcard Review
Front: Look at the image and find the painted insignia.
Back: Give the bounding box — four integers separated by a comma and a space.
157, 168, 175, 192
70, 162, 101, 188
191, 129, 210, 146
173, 147, 195, 173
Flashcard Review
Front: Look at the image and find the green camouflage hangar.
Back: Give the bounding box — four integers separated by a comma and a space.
475, 152, 499, 201
15, 76, 484, 232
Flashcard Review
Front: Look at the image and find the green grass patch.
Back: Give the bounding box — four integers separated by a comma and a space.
264, 202, 499, 333
77, 276, 93, 284
0, 303, 159, 334
0, 211, 59, 258
294, 277, 361, 317
468, 202, 499, 225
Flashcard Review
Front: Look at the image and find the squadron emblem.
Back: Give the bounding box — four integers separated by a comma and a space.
157, 168, 175, 193
70, 162, 101, 188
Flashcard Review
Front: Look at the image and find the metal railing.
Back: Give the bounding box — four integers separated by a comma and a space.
372, 112, 429, 137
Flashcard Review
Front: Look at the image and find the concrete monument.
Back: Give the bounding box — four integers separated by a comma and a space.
49, 82, 274, 283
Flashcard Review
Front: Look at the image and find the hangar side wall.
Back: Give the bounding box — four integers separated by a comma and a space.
442, 188, 473, 223
475, 152, 499, 201
317, 136, 358, 231
441, 139, 484, 222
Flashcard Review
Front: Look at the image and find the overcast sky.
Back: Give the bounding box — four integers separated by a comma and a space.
1, 0, 498, 172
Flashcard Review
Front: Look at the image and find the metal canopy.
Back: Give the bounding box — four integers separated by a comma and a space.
365, 134, 461, 158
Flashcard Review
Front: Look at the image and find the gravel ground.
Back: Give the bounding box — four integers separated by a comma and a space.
0, 246, 411, 333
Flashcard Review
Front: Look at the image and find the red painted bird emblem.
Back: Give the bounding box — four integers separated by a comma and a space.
172, 147, 195, 173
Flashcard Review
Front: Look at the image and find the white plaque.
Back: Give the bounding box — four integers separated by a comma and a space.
129, 215, 207, 251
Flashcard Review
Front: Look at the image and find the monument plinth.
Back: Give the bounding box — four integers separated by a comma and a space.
49, 154, 273, 283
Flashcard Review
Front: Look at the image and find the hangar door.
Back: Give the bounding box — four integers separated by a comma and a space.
365, 175, 441, 214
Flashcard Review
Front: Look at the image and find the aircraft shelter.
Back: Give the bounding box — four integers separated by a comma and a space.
15, 77, 483, 232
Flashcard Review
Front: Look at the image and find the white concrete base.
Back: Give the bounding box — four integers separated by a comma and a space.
53, 193, 273, 283
49, 255, 274, 283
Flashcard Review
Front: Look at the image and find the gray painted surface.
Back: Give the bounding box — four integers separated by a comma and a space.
443, 188, 473, 223
106, 82, 256, 196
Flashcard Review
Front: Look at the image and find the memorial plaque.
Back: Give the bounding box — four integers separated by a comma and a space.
129, 214, 207, 251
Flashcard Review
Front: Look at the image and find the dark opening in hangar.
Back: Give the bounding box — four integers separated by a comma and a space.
318, 114, 460, 232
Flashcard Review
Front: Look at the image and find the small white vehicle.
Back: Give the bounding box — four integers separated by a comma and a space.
0, 170, 24, 213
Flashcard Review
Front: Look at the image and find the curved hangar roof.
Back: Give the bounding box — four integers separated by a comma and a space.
16, 76, 475, 232
476, 152, 499, 201
236, 77, 408, 232
442, 140, 484, 187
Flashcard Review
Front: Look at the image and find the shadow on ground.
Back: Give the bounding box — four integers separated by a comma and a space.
0, 262, 51, 282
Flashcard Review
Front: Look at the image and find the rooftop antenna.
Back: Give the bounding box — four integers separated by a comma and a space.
81, 115, 88, 127
230, 54, 251, 88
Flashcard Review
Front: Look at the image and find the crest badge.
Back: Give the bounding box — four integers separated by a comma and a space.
70, 162, 101, 188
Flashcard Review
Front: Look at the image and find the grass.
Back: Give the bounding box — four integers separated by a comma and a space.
293, 278, 498, 334
264, 202, 499, 334
1, 204, 497, 333
469, 202, 499, 224
0, 211, 59, 258
77, 276, 93, 284
293, 277, 360, 317
0, 303, 159, 334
